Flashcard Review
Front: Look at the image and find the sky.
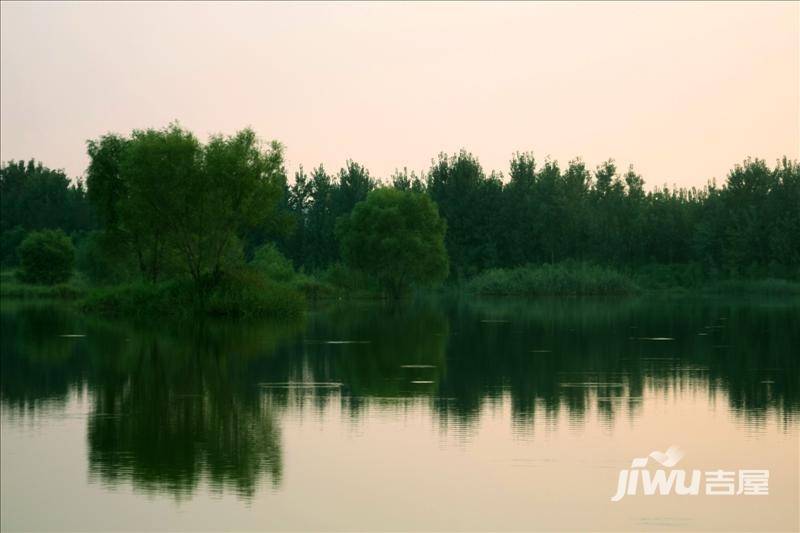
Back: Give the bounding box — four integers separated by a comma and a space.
1, 1, 798, 189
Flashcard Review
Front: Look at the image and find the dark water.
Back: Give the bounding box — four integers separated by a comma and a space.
1, 296, 798, 531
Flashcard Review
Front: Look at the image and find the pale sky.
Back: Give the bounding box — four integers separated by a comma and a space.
1, 1, 798, 188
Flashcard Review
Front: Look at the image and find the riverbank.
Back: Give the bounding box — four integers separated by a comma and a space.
3, 264, 799, 319
462, 262, 800, 297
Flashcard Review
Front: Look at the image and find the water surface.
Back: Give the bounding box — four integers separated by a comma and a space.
1, 296, 798, 531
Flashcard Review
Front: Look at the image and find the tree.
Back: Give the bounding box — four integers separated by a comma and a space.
426, 150, 501, 277
117, 124, 200, 282
336, 188, 448, 297
183, 129, 285, 284
86, 134, 128, 230
304, 164, 337, 269
86, 124, 286, 288
16, 229, 75, 285
0, 159, 94, 265
1, 160, 84, 232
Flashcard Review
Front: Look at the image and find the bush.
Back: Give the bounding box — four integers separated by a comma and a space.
632, 262, 705, 289
702, 278, 800, 296
291, 273, 341, 300
249, 243, 295, 282
16, 229, 75, 285
76, 230, 136, 285
0, 269, 85, 300
206, 267, 304, 318
466, 262, 639, 296
81, 267, 305, 319
319, 262, 379, 294
79, 280, 195, 317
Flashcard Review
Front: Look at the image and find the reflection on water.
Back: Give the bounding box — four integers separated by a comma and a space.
1, 296, 798, 531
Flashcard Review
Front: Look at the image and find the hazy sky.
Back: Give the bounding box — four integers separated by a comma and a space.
1, 1, 798, 188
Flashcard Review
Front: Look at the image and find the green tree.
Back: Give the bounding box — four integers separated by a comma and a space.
86, 134, 128, 230
16, 229, 75, 285
86, 124, 286, 289
184, 129, 285, 284
0, 159, 94, 265
426, 151, 501, 277
336, 188, 448, 297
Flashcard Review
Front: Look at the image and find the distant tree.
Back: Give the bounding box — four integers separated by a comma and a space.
501, 152, 538, 265
333, 160, 374, 216
391, 168, 425, 193
303, 164, 337, 269
426, 150, 501, 277
282, 166, 313, 266
0, 159, 94, 265
767, 158, 800, 275
0, 159, 93, 266
0, 226, 27, 267
336, 188, 448, 298
16, 229, 75, 285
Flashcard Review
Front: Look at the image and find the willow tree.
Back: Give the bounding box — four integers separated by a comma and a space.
336, 187, 448, 298
86, 124, 286, 287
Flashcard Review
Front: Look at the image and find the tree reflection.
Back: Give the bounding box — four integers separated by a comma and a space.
1, 295, 798, 500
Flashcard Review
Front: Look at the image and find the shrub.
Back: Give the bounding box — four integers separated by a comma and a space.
81, 267, 305, 319
79, 280, 195, 318
315, 262, 381, 297
702, 278, 800, 296
466, 262, 639, 296
205, 267, 304, 318
16, 229, 75, 285
250, 243, 295, 282
291, 273, 341, 300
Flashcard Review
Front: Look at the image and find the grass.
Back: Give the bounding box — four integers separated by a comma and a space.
0, 270, 86, 300
701, 278, 800, 296
465, 262, 640, 296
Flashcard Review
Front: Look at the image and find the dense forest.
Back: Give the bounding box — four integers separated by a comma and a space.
1, 124, 798, 312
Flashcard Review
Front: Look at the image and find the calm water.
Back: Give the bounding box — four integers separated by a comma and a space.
1, 296, 798, 532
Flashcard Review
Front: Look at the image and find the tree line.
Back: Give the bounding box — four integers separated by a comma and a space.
277, 151, 799, 280
1, 125, 798, 289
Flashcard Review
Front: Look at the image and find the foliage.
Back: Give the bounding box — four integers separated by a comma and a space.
336, 188, 449, 297
250, 243, 295, 282
80, 268, 304, 319
85, 124, 286, 286
701, 278, 800, 296
316, 262, 379, 296
16, 229, 76, 285
75, 230, 137, 285
205, 268, 304, 318
466, 262, 640, 296
7, 123, 797, 310
280, 162, 375, 270
426, 151, 503, 278
0, 226, 27, 267
0, 159, 95, 235
0, 159, 95, 266
0, 270, 85, 300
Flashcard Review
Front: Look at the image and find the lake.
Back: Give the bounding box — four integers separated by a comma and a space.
1, 296, 798, 531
